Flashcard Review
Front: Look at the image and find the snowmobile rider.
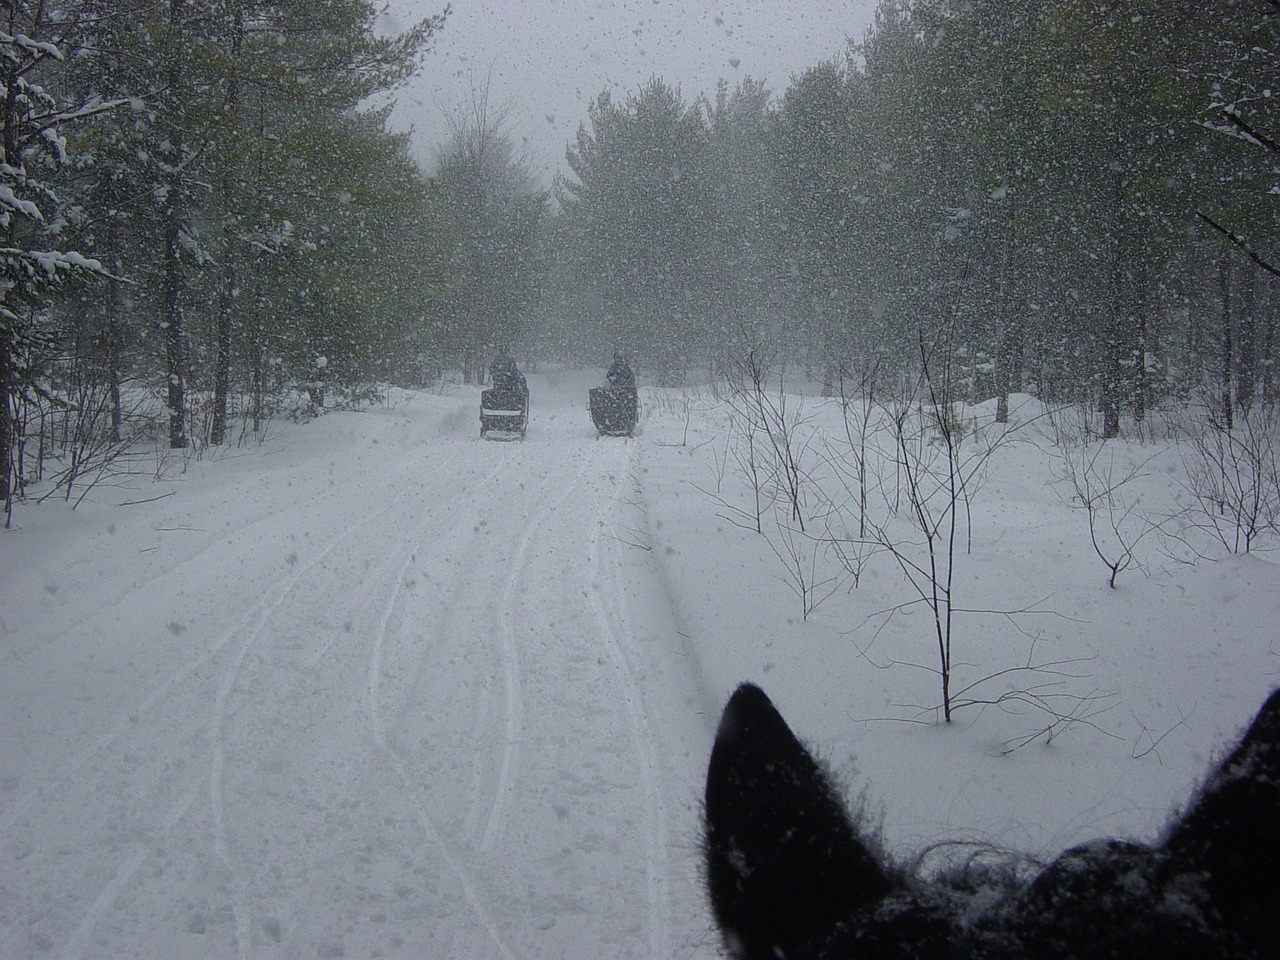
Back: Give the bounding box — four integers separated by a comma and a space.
604, 352, 637, 427
489, 348, 518, 391
606, 352, 634, 391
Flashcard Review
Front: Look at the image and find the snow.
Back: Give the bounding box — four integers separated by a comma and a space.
1, 366, 1277, 959
0, 189, 43, 225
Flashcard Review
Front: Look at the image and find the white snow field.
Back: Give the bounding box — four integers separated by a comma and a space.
1, 366, 1277, 959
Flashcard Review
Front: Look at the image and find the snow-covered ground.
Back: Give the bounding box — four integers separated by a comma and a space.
2, 366, 1276, 959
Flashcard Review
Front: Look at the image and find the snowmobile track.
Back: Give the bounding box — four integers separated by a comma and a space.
481, 444, 601, 853
1, 379, 721, 959
585, 443, 672, 957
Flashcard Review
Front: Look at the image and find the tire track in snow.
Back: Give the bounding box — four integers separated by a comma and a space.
201, 455, 511, 958
25, 485, 427, 960
206, 481, 462, 960
356, 456, 553, 959
54, 773, 204, 960
480, 442, 602, 854
584, 441, 672, 958
0, 465, 445, 845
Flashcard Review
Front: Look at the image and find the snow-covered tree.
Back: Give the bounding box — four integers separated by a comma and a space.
1, 2, 121, 507
58, 0, 448, 448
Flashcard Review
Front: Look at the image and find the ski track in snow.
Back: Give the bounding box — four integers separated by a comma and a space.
11, 483, 440, 960
201, 451, 512, 960
480, 445, 598, 854
362, 458, 522, 959
53, 770, 204, 960
208, 446, 521, 959
586, 451, 671, 958
204, 504, 414, 958
1, 497, 394, 842
50, 444, 495, 960
354, 443, 589, 960
1, 373, 717, 959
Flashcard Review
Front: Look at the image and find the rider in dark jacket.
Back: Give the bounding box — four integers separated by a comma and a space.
485, 349, 525, 410
601, 352, 637, 430
606, 353, 634, 390
489, 348, 517, 390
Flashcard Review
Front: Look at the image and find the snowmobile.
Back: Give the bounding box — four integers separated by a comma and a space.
588, 384, 638, 437
480, 375, 529, 439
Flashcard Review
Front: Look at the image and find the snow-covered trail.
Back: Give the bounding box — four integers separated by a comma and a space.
0, 370, 719, 959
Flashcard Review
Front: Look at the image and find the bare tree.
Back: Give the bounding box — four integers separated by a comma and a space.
1181, 401, 1280, 554
847, 333, 1036, 722
434, 69, 545, 381
1052, 429, 1161, 588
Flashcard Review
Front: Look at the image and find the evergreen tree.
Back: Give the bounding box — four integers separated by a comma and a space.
705, 78, 784, 358
1, 1, 122, 506
561, 78, 714, 383
61, 0, 447, 446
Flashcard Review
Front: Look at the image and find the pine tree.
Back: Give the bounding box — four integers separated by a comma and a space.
1, 2, 122, 507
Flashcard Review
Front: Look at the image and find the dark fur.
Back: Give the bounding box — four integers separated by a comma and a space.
703, 683, 1280, 960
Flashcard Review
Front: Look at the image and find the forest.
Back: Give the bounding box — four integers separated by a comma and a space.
2, 0, 1278, 515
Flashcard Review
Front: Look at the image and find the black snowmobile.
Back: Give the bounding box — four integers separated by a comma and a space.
480, 373, 529, 440
588, 384, 637, 437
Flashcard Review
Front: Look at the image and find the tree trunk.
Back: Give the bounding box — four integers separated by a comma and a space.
163, 207, 188, 449
250, 309, 264, 434
1100, 174, 1132, 441
1220, 252, 1234, 432
106, 317, 123, 445
162, 0, 189, 450
1265, 277, 1277, 406
1133, 279, 1147, 424
1, 24, 18, 507
1101, 277, 1125, 440
210, 259, 234, 445
1236, 265, 1257, 414
1101, 367, 1121, 439
209, 3, 243, 447
0, 319, 13, 505
993, 187, 1017, 425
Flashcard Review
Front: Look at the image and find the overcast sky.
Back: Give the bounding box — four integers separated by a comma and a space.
378, 0, 880, 186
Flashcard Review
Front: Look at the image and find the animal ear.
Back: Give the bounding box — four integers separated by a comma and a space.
1161, 688, 1280, 948
704, 683, 889, 960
